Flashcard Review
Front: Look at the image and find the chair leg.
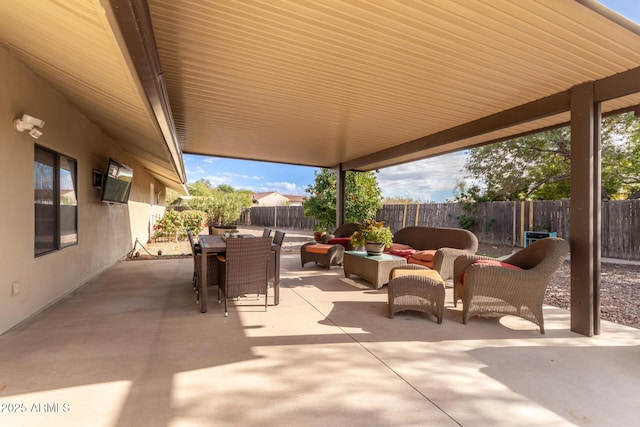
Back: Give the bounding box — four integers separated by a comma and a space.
224, 282, 229, 316
195, 276, 200, 305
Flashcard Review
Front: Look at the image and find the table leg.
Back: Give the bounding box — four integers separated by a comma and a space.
274, 246, 280, 305
200, 250, 208, 313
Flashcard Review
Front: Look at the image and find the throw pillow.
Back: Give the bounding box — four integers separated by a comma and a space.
461, 259, 522, 284
389, 248, 417, 259
411, 249, 437, 262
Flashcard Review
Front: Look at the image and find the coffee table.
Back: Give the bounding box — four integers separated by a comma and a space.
343, 251, 407, 289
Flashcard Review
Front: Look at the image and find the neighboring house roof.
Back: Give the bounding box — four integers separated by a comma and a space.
252, 192, 279, 200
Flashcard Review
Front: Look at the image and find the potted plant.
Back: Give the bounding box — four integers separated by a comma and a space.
313, 224, 328, 242
349, 219, 393, 255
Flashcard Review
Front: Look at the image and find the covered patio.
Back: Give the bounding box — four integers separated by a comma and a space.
2, 1, 640, 424
3, 0, 640, 336
1, 253, 638, 426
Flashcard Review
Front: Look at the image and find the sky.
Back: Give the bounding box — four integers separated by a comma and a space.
183, 0, 639, 203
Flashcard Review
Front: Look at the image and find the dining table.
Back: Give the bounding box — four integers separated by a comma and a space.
198, 234, 281, 313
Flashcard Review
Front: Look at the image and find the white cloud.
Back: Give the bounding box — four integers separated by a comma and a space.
203, 158, 218, 164
263, 181, 301, 194
202, 175, 232, 187
377, 152, 468, 202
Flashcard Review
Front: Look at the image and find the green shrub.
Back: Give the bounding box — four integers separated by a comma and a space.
154, 209, 209, 241
180, 210, 208, 237
154, 209, 183, 241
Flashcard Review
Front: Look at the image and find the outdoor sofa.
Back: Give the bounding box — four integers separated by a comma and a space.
386, 226, 479, 280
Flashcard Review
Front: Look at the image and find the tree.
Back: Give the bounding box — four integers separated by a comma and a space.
181, 183, 253, 226
188, 179, 215, 197
382, 196, 422, 204
303, 169, 382, 229
462, 112, 640, 201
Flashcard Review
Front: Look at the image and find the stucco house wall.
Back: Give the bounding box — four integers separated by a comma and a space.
253, 192, 290, 206
0, 47, 167, 334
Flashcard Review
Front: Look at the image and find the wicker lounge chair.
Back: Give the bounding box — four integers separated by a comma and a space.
321, 222, 361, 249
453, 237, 569, 333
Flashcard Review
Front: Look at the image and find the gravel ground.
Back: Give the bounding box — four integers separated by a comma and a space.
477, 243, 640, 330
136, 230, 640, 330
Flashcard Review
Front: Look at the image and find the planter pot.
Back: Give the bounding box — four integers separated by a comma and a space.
210, 225, 238, 235
313, 231, 326, 242
365, 242, 385, 256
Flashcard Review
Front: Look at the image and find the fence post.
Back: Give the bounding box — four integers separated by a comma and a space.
402, 204, 407, 228
512, 202, 516, 247
529, 200, 534, 230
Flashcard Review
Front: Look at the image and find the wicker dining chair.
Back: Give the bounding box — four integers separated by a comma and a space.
217, 237, 272, 317
187, 229, 218, 304
453, 237, 569, 334
272, 230, 286, 246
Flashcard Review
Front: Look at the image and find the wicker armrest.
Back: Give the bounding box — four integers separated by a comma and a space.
321, 234, 336, 244
435, 247, 474, 280
453, 254, 495, 284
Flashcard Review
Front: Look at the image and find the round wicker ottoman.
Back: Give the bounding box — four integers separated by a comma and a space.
388, 265, 446, 324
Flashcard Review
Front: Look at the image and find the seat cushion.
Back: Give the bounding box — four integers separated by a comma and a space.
408, 257, 435, 269
461, 259, 522, 284
391, 268, 444, 285
305, 244, 333, 254
327, 237, 350, 249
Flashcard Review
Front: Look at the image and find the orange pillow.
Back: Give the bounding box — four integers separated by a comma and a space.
408, 257, 434, 269
411, 249, 436, 262
305, 244, 333, 254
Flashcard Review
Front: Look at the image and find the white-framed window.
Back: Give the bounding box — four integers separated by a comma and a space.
34, 145, 78, 256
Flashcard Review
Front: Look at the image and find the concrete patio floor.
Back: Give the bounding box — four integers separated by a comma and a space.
1, 254, 639, 427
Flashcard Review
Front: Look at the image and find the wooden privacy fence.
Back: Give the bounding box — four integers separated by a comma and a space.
238, 199, 640, 260
239, 206, 316, 231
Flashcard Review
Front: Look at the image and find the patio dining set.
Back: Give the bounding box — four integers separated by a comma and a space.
300, 223, 569, 334
187, 228, 285, 317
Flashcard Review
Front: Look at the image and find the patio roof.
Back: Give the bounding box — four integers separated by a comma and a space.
2, 1, 640, 183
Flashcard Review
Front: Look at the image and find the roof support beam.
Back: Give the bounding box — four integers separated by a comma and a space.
570, 82, 601, 336
335, 165, 346, 227
594, 66, 640, 103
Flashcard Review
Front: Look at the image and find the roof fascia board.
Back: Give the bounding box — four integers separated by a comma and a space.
105, 0, 187, 187
576, 0, 640, 36
342, 91, 570, 171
